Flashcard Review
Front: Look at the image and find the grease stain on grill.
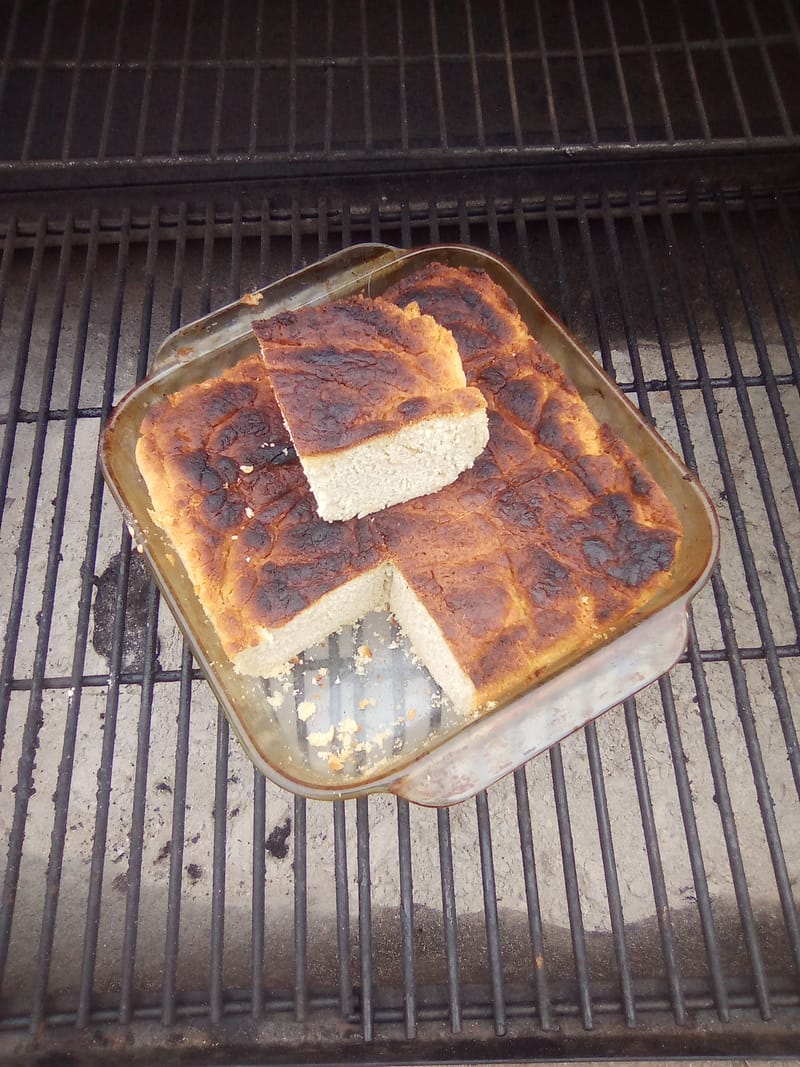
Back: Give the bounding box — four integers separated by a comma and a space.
91, 551, 160, 673
186, 863, 204, 884
111, 873, 128, 894
154, 841, 171, 864
266, 817, 292, 859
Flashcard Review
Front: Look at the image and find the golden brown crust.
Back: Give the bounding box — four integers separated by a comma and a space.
138, 266, 681, 710
252, 295, 485, 456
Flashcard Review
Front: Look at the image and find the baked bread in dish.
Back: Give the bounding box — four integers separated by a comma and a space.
137, 266, 681, 716
252, 295, 489, 520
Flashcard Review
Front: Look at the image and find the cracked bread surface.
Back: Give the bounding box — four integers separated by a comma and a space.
252, 295, 489, 520
137, 266, 681, 715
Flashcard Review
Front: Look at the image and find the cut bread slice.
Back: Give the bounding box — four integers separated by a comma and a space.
252, 295, 489, 520
233, 562, 390, 677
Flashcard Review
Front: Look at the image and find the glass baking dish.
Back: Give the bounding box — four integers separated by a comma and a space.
101, 243, 719, 806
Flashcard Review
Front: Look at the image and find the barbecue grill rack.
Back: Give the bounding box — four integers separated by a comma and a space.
1, 1, 799, 1063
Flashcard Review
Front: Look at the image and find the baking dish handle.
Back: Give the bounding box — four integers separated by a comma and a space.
150, 242, 402, 373
391, 603, 690, 807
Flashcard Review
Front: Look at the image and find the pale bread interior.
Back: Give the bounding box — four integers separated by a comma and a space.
302, 408, 489, 521
233, 564, 391, 677
387, 569, 477, 716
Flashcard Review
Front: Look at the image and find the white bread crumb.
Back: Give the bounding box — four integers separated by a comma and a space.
297, 700, 316, 722
307, 725, 334, 746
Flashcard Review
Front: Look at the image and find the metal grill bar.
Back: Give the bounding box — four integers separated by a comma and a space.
396, 798, 417, 1038
567, 0, 598, 147
659, 673, 730, 1020
464, 0, 486, 151
356, 796, 374, 1041
624, 698, 686, 1023
436, 807, 462, 1033
247, 0, 264, 157
671, 0, 712, 141
583, 724, 636, 1026
323, 0, 334, 157
637, 0, 674, 141
360, 0, 373, 151
161, 643, 194, 1026
210, 0, 231, 159
685, 621, 772, 1018
19, 1, 57, 162
75, 524, 131, 1027
512, 768, 552, 1030
707, 0, 752, 139
210, 713, 230, 1025
118, 576, 160, 1024
133, 0, 160, 161
428, 0, 448, 150
497, 0, 523, 148
288, 0, 298, 156
396, 0, 409, 154
293, 794, 308, 1022
549, 745, 593, 1030
476, 791, 507, 1036
160, 203, 192, 1028
333, 800, 354, 1018
602, 0, 636, 144
744, 191, 800, 402
170, 0, 196, 158
251, 767, 267, 1020
6, 35, 800, 72
59, 0, 90, 161
0, 216, 41, 581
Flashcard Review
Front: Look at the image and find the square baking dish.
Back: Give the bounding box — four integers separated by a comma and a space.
101, 243, 719, 806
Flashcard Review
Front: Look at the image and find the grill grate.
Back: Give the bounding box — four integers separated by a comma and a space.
1, 0, 800, 1060
0, 0, 799, 188
0, 181, 799, 1062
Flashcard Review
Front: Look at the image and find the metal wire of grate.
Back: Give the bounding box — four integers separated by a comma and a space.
0, 0, 799, 188
0, 181, 798, 1062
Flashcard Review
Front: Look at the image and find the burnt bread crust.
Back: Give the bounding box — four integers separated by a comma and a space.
252, 295, 486, 456
251, 294, 489, 521
138, 265, 681, 712
382, 264, 679, 546
136, 356, 388, 660
377, 264, 681, 705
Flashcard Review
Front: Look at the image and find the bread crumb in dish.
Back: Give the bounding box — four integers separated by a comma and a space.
297, 700, 317, 722
307, 725, 334, 746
